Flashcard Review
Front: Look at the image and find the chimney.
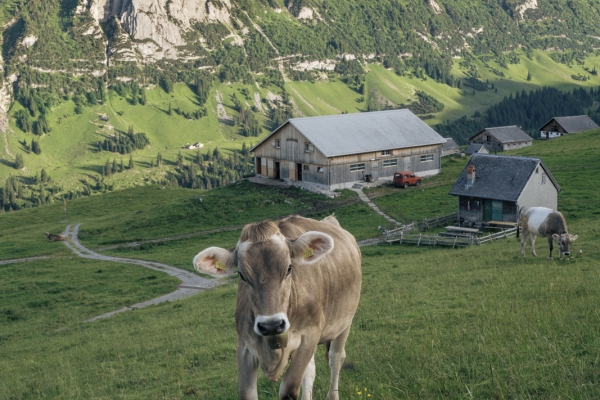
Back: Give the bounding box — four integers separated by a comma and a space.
466, 164, 476, 186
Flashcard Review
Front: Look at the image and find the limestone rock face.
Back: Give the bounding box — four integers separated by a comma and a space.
79, 0, 233, 61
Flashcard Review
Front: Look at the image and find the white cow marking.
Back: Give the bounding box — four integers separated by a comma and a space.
525, 207, 553, 233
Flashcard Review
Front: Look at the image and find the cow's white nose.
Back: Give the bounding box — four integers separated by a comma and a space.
254, 313, 289, 336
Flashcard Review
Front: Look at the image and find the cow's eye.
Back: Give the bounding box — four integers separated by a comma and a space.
286, 264, 293, 277
238, 271, 248, 283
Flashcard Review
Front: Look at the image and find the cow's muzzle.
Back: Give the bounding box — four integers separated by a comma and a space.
254, 313, 289, 337
563, 252, 570, 256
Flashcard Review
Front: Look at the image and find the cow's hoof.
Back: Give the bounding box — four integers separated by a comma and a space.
548, 257, 553, 260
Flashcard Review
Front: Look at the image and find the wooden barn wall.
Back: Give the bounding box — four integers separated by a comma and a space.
253, 125, 442, 186
540, 120, 567, 134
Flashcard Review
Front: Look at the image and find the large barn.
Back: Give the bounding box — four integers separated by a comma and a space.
449, 154, 560, 225
251, 109, 446, 190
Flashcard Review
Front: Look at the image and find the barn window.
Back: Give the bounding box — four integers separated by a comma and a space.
350, 163, 365, 171
317, 167, 324, 173
381, 150, 391, 156
420, 154, 434, 162
275, 139, 281, 148
383, 159, 398, 167
303, 165, 310, 171
542, 173, 547, 184
305, 143, 311, 152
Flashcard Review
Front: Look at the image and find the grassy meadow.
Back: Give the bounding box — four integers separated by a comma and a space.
1, 129, 600, 398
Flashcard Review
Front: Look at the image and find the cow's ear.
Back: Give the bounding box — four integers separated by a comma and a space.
570, 234, 578, 242
193, 247, 236, 277
552, 233, 560, 241
290, 231, 334, 265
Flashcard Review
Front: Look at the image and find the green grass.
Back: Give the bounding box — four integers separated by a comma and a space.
2, 84, 600, 400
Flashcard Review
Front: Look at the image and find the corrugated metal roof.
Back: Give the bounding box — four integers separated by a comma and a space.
449, 154, 560, 201
442, 137, 459, 151
473, 126, 532, 143
252, 109, 445, 157
541, 115, 599, 133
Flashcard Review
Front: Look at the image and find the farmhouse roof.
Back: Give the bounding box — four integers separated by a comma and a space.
465, 143, 488, 155
539, 115, 599, 133
441, 137, 459, 151
471, 125, 532, 143
251, 109, 446, 157
449, 154, 560, 201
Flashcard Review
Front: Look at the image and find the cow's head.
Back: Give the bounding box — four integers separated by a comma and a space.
193, 221, 334, 337
552, 232, 578, 256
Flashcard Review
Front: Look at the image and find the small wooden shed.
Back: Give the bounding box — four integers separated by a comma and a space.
251, 109, 446, 190
449, 154, 560, 225
441, 137, 460, 157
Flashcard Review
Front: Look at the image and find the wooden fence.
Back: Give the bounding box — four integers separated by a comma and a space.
384, 226, 518, 248
420, 213, 458, 230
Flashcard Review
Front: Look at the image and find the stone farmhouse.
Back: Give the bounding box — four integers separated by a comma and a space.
449, 154, 560, 225
469, 125, 532, 153
539, 115, 599, 139
251, 109, 446, 190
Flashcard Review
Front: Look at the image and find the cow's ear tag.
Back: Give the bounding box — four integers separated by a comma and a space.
303, 247, 314, 259
215, 260, 227, 271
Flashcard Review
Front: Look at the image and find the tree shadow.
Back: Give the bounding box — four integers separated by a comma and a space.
0, 159, 15, 169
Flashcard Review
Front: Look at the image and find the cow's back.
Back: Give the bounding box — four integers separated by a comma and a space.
278, 216, 362, 343
521, 207, 567, 236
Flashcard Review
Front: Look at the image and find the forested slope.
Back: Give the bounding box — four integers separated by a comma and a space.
2, 0, 600, 209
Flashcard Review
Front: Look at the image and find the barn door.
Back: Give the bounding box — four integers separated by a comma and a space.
483, 199, 492, 221
492, 200, 503, 221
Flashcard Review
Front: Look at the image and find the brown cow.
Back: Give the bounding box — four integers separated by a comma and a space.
45, 232, 67, 241
193, 215, 362, 400
518, 207, 578, 259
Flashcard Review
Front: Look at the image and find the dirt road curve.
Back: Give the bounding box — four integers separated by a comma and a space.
63, 223, 226, 322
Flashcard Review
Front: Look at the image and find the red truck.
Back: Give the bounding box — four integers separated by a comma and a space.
393, 171, 422, 188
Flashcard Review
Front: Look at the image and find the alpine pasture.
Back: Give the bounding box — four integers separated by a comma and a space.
1, 131, 600, 399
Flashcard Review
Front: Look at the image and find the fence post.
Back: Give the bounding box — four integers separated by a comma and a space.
453, 236, 458, 249
417, 234, 422, 246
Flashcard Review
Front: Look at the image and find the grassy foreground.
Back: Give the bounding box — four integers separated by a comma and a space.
1, 131, 600, 398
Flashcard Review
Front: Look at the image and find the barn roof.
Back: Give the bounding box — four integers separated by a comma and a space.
251, 109, 446, 157
540, 115, 599, 133
441, 137, 459, 151
449, 154, 560, 201
471, 125, 532, 143
465, 143, 488, 155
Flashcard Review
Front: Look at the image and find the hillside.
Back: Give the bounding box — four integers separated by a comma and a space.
3, 0, 600, 206
1, 128, 599, 398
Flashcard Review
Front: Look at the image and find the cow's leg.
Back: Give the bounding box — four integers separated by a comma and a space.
327, 325, 352, 400
237, 341, 259, 400
300, 354, 316, 400
279, 336, 319, 400
520, 230, 529, 257
547, 236, 554, 260
530, 234, 537, 257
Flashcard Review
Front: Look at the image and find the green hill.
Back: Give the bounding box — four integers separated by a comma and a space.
1, 128, 600, 398
4, 0, 600, 205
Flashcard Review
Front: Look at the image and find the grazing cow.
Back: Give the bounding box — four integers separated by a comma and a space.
45, 232, 67, 241
518, 207, 578, 259
193, 215, 361, 400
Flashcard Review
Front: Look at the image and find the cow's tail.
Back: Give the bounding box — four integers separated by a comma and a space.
516, 217, 520, 238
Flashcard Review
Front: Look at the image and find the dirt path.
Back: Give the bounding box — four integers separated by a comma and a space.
62, 223, 225, 322
0, 256, 50, 265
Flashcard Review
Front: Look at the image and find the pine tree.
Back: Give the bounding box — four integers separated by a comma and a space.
140, 88, 147, 105
119, 157, 124, 172
157, 152, 163, 167
150, 158, 155, 168
41, 168, 49, 183
104, 159, 111, 176
195, 149, 202, 165
14, 153, 24, 169
168, 102, 172, 116
177, 151, 184, 168
129, 154, 134, 169
527, 70, 532, 81
112, 158, 118, 174
31, 140, 41, 155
